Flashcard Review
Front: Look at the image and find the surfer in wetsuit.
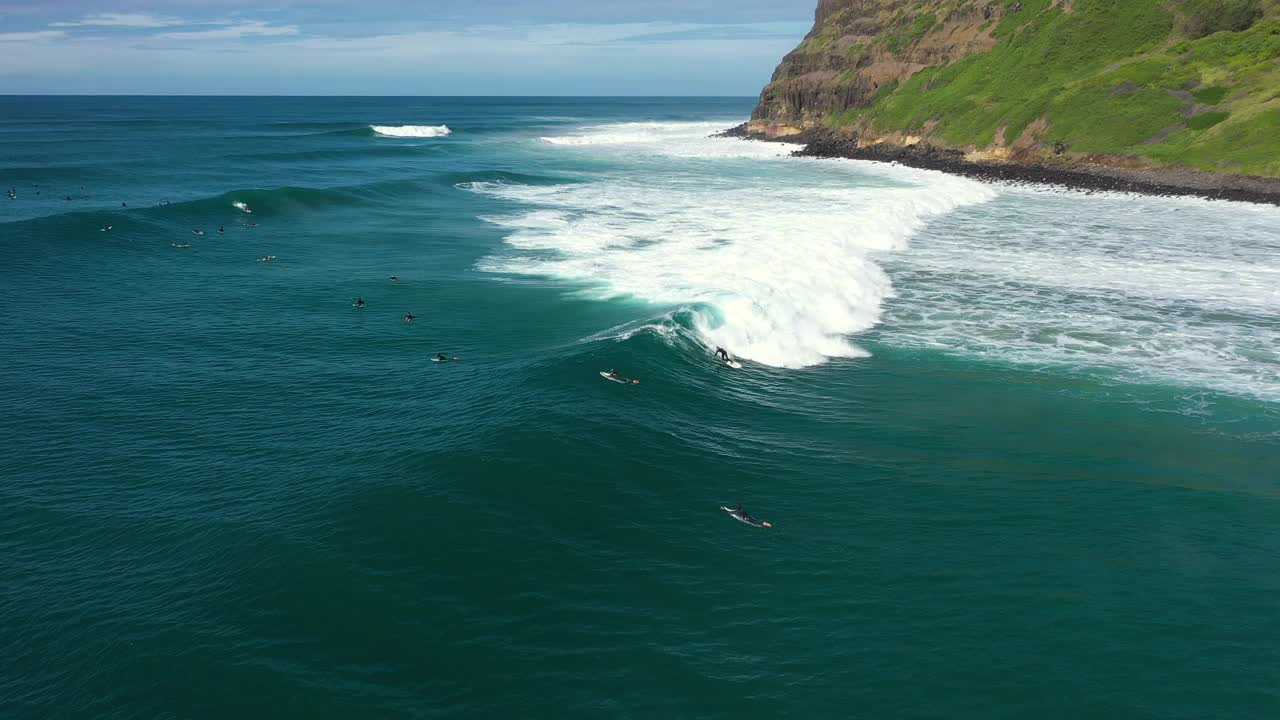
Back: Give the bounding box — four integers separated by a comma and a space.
404, 311, 415, 323
436, 353, 448, 362
217, 225, 224, 234
354, 296, 366, 308
734, 504, 757, 522
714, 347, 730, 362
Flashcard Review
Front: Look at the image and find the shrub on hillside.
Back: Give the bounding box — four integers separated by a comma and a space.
1183, 0, 1263, 39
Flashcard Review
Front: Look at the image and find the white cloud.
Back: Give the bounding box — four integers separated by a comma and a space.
155, 21, 299, 41
52, 13, 184, 28
0, 20, 803, 94
0, 30, 66, 42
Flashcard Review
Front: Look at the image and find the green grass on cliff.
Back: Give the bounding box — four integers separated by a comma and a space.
825, 0, 1280, 176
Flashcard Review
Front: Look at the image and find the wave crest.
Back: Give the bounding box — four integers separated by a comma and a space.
370, 124, 451, 138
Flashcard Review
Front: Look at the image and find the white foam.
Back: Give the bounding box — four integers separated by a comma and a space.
370, 124, 451, 138
538, 121, 800, 159
883, 185, 1280, 400
471, 121, 995, 368
468, 120, 1280, 400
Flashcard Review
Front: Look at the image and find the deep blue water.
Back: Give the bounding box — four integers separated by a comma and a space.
2, 97, 1278, 719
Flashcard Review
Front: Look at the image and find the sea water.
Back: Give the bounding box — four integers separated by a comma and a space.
1, 97, 1277, 719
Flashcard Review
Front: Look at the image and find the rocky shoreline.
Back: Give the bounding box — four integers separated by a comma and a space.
721, 125, 1280, 207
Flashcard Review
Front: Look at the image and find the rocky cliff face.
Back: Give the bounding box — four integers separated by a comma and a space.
747, 0, 1280, 178
751, 0, 1009, 134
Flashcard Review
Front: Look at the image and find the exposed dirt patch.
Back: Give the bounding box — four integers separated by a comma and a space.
1143, 122, 1187, 145
1167, 88, 1216, 117
1108, 81, 1139, 97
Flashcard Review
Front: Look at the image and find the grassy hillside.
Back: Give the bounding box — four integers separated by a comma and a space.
773, 0, 1280, 176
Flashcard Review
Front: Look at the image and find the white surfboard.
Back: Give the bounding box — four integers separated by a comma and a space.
600, 371, 639, 385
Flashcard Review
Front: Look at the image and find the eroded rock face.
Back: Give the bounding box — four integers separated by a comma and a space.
750, 1, 1004, 131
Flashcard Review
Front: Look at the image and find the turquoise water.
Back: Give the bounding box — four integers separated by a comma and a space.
2, 97, 1278, 719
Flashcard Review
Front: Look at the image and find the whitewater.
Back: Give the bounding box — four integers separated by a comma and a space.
472, 120, 1280, 400
370, 124, 452, 138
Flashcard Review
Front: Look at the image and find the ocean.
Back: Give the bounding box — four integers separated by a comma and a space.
2, 96, 1277, 719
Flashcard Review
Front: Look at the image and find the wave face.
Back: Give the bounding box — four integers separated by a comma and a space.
369, 124, 451, 138
472, 121, 995, 368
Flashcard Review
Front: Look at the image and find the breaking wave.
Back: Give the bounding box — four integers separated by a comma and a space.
370, 124, 452, 138
472, 121, 995, 368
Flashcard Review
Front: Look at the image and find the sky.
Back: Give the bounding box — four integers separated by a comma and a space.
0, 1, 816, 94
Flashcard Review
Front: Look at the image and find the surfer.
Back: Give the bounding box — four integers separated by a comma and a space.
192, 229, 205, 236
354, 296, 366, 308
217, 225, 225, 234
731, 503, 771, 527
389, 275, 399, 282
714, 347, 730, 362
435, 353, 448, 362
404, 311, 415, 323
100, 225, 112, 232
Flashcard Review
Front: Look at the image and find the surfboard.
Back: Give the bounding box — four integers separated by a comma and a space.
600, 371, 639, 385
432, 357, 459, 362
722, 359, 742, 369
721, 505, 772, 528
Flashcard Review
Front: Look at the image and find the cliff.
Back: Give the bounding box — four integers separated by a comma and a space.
747, 0, 1280, 179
